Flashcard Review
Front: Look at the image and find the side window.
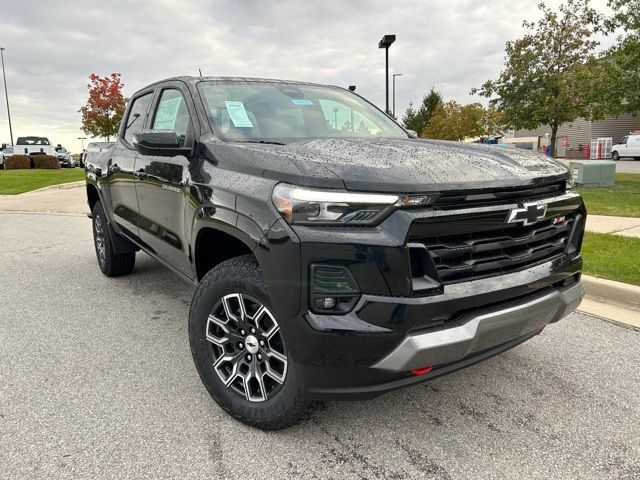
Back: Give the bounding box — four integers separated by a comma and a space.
152, 89, 192, 147
124, 93, 153, 145
619, 136, 628, 145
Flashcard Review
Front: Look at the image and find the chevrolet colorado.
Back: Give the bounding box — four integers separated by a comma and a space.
85, 77, 586, 430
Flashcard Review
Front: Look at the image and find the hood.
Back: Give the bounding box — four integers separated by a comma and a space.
203, 136, 570, 193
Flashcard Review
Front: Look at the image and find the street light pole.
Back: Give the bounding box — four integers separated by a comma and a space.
77, 137, 87, 150
392, 73, 402, 117
0, 47, 14, 146
378, 35, 396, 115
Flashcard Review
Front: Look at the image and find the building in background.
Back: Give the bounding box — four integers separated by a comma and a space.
511, 113, 640, 158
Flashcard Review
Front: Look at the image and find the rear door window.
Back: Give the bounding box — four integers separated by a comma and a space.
123, 93, 153, 145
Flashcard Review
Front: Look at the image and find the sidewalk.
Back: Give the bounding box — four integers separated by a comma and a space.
0, 181, 87, 215
585, 215, 640, 238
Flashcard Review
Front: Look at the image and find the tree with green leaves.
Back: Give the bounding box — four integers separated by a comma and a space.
472, 0, 598, 157
402, 88, 443, 134
585, 0, 640, 116
421, 101, 505, 141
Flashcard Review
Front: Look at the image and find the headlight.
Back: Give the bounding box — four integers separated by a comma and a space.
272, 183, 436, 225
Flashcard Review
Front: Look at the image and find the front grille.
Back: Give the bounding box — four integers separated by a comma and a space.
416, 215, 575, 284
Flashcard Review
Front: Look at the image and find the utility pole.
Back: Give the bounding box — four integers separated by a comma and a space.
77, 137, 87, 150
392, 73, 402, 117
378, 35, 396, 115
0, 47, 14, 146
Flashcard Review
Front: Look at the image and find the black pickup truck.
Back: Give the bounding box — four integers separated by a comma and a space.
85, 76, 585, 430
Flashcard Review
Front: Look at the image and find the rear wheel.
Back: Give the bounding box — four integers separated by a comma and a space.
189, 254, 317, 430
91, 201, 135, 277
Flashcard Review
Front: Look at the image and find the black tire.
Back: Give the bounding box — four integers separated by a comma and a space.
189, 254, 318, 430
91, 201, 135, 277
612, 151, 620, 161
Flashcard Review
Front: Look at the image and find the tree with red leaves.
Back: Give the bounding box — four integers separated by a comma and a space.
79, 73, 127, 141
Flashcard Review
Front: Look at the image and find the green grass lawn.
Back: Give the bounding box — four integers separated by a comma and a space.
0, 169, 85, 195
581, 231, 640, 286
577, 173, 640, 218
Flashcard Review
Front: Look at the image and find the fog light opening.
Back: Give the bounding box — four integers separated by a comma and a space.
410, 366, 433, 376
322, 297, 337, 309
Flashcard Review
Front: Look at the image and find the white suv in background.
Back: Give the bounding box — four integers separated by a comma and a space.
612, 134, 640, 161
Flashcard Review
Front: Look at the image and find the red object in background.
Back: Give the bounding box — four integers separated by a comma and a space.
598, 142, 603, 160
585, 144, 590, 159
411, 366, 433, 376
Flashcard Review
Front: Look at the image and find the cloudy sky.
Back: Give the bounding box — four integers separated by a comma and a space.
0, 0, 611, 152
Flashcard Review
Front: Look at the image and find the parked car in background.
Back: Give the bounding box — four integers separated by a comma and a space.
15, 136, 58, 158
55, 145, 75, 167
0, 144, 14, 169
83, 142, 114, 168
612, 134, 640, 161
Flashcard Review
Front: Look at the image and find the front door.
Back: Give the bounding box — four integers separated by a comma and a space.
135, 86, 196, 276
106, 91, 154, 239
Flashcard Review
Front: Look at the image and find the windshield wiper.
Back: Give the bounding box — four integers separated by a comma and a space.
237, 140, 287, 146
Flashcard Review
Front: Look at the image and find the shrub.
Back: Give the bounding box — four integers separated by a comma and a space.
32, 155, 61, 169
4, 155, 30, 169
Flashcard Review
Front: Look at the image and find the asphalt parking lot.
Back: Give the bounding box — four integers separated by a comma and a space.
1, 212, 639, 480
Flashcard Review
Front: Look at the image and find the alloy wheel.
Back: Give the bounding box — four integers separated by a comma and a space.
206, 293, 288, 402
94, 213, 106, 265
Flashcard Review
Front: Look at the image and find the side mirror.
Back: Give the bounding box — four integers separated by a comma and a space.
133, 130, 192, 157
406, 129, 418, 138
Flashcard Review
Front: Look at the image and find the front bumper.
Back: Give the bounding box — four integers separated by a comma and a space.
299, 280, 583, 400
373, 282, 583, 372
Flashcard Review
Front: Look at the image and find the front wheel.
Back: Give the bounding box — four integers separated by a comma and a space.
612, 151, 620, 161
189, 254, 317, 430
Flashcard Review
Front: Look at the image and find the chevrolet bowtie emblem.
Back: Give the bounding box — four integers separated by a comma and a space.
505, 203, 547, 226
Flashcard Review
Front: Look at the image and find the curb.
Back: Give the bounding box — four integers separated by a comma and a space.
581, 275, 640, 311
579, 275, 640, 328
26, 181, 85, 194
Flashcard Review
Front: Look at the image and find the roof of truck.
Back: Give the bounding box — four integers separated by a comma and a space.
133, 76, 342, 95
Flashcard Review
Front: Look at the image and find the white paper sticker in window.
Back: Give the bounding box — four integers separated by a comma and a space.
154, 96, 182, 130
225, 101, 254, 128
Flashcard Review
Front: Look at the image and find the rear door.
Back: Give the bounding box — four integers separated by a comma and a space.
134, 83, 196, 275
106, 90, 154, 240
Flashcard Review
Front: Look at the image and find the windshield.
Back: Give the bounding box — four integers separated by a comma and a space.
16, 137, 50, 146
198, 81, 407, 143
